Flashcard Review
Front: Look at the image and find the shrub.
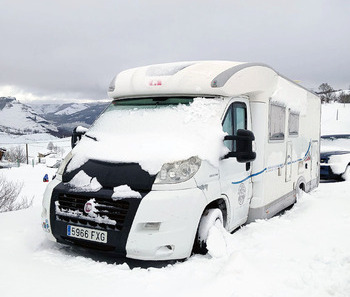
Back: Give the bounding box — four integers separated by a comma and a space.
0, 176, 33, 213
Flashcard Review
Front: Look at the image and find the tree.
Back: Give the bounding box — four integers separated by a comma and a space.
47, 141, 54, 151
338, 91, 350, 103
4, 146, 26, 163
317, 83, 336, 103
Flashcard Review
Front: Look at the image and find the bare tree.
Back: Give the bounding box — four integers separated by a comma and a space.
317, 83, 336, 103
0, 176, 33, 213
4, 145, 26, 163
47, 141, 54, 151
338, 91, 350, 103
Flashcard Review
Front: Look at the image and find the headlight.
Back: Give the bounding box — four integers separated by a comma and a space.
155, 156, 201, 184
56, 151, 73, 178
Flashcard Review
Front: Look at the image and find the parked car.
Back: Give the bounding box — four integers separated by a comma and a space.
320, 134, 350, 180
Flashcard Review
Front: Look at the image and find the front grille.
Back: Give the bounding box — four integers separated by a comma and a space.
55, 193, 129, 231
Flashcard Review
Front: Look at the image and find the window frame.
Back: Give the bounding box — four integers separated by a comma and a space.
222, 101, 247, 152
268, 102, 286, 142
288, 111, 299, 137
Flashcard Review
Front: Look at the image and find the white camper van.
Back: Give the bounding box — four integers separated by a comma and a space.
42, 61, 321, 261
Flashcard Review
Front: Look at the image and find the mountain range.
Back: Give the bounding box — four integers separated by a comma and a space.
0, 97, 108, 137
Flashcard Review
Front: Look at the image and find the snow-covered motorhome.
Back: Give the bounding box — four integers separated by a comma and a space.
42, 61, 321, 261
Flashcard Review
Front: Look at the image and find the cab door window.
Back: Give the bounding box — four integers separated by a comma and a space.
222, 102, 247, 152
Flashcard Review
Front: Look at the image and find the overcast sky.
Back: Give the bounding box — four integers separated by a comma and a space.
1, 0, 349, 103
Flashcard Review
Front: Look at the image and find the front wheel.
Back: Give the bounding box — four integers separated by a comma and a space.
193, 208, 224, 255
341, 165, 350, 181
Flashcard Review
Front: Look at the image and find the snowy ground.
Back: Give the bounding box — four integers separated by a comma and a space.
0, 133, 70, 165
321, 103, 350, 135
0, 164, 349, 297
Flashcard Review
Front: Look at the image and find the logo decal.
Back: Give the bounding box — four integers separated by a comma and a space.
83, 198, 97, 217
149, 79, 162, 86
84, 202, 93, 213
238, 183, 246, 205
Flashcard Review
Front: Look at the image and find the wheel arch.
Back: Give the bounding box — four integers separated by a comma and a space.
205, 196, 229, 227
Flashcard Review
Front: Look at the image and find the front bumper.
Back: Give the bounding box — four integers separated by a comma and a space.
126, 188, 207, 261
42, 180, 207, 261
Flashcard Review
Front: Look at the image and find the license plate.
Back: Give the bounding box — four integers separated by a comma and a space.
67, 225, 107, 243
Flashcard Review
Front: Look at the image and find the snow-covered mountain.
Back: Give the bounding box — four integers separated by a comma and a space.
30, 102, 92, 116
31, 102, 108, 135
0, 97, 108, 138
0, 97, 58, 135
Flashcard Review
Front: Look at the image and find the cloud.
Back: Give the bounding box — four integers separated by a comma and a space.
0, 0, 349, 102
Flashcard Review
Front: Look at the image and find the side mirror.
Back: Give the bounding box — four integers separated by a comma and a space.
71, 126, 88, 148
224, 129, 256, 163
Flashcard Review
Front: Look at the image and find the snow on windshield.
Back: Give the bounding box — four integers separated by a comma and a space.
67, 98, 228, 175
320, 137, 350, 153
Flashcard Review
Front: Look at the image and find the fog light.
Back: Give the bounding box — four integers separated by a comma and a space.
156, 245, 175, 257
143, 222, 161, 231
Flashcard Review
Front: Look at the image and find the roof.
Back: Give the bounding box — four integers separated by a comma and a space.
108, 61, 317, 103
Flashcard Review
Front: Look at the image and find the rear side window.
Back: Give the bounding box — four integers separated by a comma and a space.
288, 112, 299, 136
269, 103, 286, 141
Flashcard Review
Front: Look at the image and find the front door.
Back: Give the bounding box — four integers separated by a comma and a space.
219, 99, 252, 230
310, 140, 319, 188
285, 141, 292, 182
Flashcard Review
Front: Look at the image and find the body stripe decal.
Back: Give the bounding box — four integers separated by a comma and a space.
232, 142, 312, 184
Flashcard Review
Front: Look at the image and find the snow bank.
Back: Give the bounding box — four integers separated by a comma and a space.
68, 98, 228, 175
1, 165, 350, 297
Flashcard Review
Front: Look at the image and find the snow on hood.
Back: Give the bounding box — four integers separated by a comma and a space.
112, 185, 142, 200
67, 98, 228, 175
66, 170, 102, 192
320, 138, 350, 153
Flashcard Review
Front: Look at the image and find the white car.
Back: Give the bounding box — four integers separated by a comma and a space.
320, 134, 350, 181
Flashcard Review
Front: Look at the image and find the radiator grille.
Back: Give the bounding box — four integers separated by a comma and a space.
56, 193, 129, 231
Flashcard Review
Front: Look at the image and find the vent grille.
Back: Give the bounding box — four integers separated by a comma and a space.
56, 193, 129, 231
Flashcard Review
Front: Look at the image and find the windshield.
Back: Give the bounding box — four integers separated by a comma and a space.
68, 97, 228, 175
106, 97, 194, 111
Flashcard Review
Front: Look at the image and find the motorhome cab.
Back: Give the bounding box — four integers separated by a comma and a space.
42, 61, 321, 261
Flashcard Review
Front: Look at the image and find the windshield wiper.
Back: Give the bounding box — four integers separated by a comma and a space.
85, 134, 98, 141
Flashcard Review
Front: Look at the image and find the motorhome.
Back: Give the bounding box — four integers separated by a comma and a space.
42, 61, 321, 261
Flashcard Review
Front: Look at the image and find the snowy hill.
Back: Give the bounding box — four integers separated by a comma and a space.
30, 102, 108, 136
0, 97, 58, 136
30, 102, 91, 116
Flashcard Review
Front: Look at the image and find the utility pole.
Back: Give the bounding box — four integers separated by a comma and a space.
26, 143, 29, 164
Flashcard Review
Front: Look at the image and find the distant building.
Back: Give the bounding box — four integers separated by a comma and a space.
0, 147, 6, 160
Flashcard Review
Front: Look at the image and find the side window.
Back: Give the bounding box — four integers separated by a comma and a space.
288, 112, 299, 136
222, 102, 247, 151
269, 103, 286, 141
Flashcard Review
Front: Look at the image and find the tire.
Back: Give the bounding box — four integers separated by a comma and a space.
341, 165, 350, 181
193, 208, 223, 255
295, 177, 306, 203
